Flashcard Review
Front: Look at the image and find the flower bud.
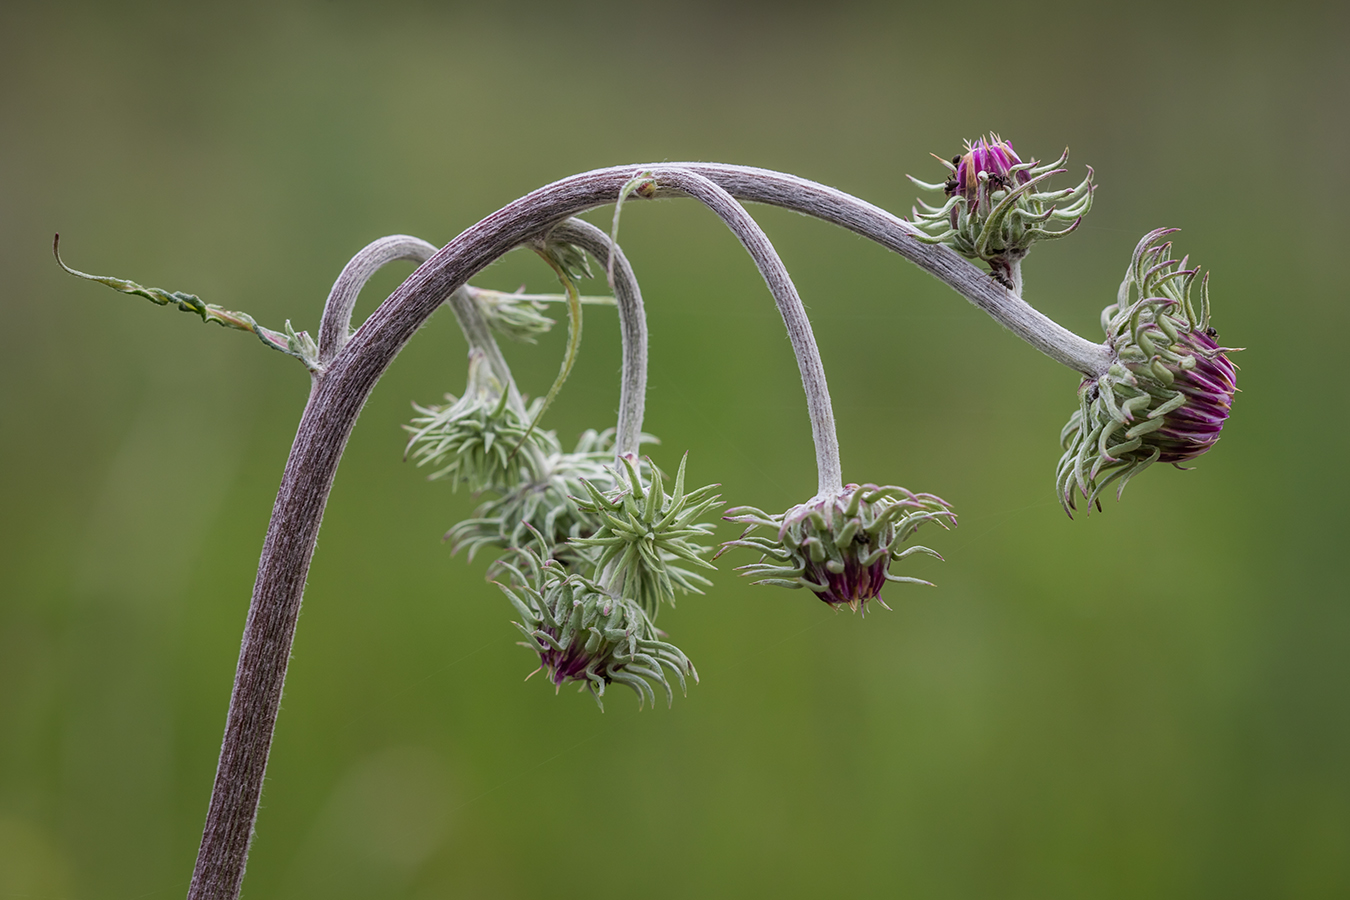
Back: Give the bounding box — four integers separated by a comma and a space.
909, 134, 1094, 286
494, 548, 697, 710
570, 453, 722, 619
1056, 229, 1238, 515
720, 484, 955, 614
404, 349, 557, 492
445, 427, 617, 568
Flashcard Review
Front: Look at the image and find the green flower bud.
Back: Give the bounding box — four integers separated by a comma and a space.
1056, 229, 1239, 515
445, 427, 618, 569
404, 349, 558, 491
570, 453, 722, 619
720, 484, 954, 614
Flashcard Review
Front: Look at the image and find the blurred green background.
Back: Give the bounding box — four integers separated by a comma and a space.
2, 1, 1347, 897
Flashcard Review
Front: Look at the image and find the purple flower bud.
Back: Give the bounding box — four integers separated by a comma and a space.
720, 484, 955, 615
950, 135, 1030, 213
1057, 229, 1239, 514
909, 134, 1094, 288
495, 550, 696, 709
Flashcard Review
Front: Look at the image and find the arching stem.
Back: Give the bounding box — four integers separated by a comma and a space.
651, 167, 843, 497
546, 218, 648, 461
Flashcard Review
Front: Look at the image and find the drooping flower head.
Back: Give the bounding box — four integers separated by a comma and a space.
719, 484, 955, 614
909, 134, 1094, 287
494, 546, 698, 710
404, 348, 557, 491
1057, 229, 1238, 515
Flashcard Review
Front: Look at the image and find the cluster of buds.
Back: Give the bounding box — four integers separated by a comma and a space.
571, 453, 722, 617
1056, 229, 1238, 514
719, 484, 955, 615
414, 256, 720, 706
910, 134, 1094, 288
494, 546, 697, 709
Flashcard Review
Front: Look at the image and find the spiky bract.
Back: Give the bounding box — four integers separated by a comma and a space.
404, 350, 556, 490
909, 135, 1094, 286
720, 484, 955, 614
570, 454, 722, 618
494, 548, 697, 710
1056, 229, 1238, 515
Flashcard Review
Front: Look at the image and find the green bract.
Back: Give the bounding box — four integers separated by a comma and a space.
494, 547, 698, 710
570, 454, 722, 618
403, 349, 558, 491
720, 484, 954, 614
1056, 229, 1238, 515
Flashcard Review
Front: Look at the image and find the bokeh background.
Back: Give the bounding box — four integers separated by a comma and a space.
2, 2, 1348, 897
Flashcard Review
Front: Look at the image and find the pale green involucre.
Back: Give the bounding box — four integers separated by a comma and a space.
404, 349, 557, 491
494, 547, 698, 710
467, 286, 557, 343
570, 454, 722, 618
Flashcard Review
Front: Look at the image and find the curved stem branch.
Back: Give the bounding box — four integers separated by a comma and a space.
660, 163, 1110, 377
546, 218, 648, 460
652, 167, 843, 497
318, 235, 438, 366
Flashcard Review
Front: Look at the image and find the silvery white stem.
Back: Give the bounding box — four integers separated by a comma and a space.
318, 233, 527, 416
651, 167, 843, 497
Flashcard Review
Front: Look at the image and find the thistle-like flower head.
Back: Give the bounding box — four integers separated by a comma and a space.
719, 484, 955, 614
909, 134, 1094, 286
404, 349, 558, 491
494, 547, 698, 710
1056, 229, 1238, 515
570, 453, 722, 619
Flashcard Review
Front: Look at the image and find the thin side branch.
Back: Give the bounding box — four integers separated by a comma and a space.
651, 167, 843, 497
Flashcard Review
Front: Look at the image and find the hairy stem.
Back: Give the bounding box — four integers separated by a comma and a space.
653, 167, 843, 497
188, 162, 1108, 900
546, 218, 648, 460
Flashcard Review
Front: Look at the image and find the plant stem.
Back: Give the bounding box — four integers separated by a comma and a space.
187, 163, 1108, 900
652, 168, 843, 497
545, 218, 648, 460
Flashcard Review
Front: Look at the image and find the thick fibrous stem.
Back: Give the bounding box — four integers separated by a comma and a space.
654, 168, 843, 497
546, 218, 648, 460
188, 163, 1109, 900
